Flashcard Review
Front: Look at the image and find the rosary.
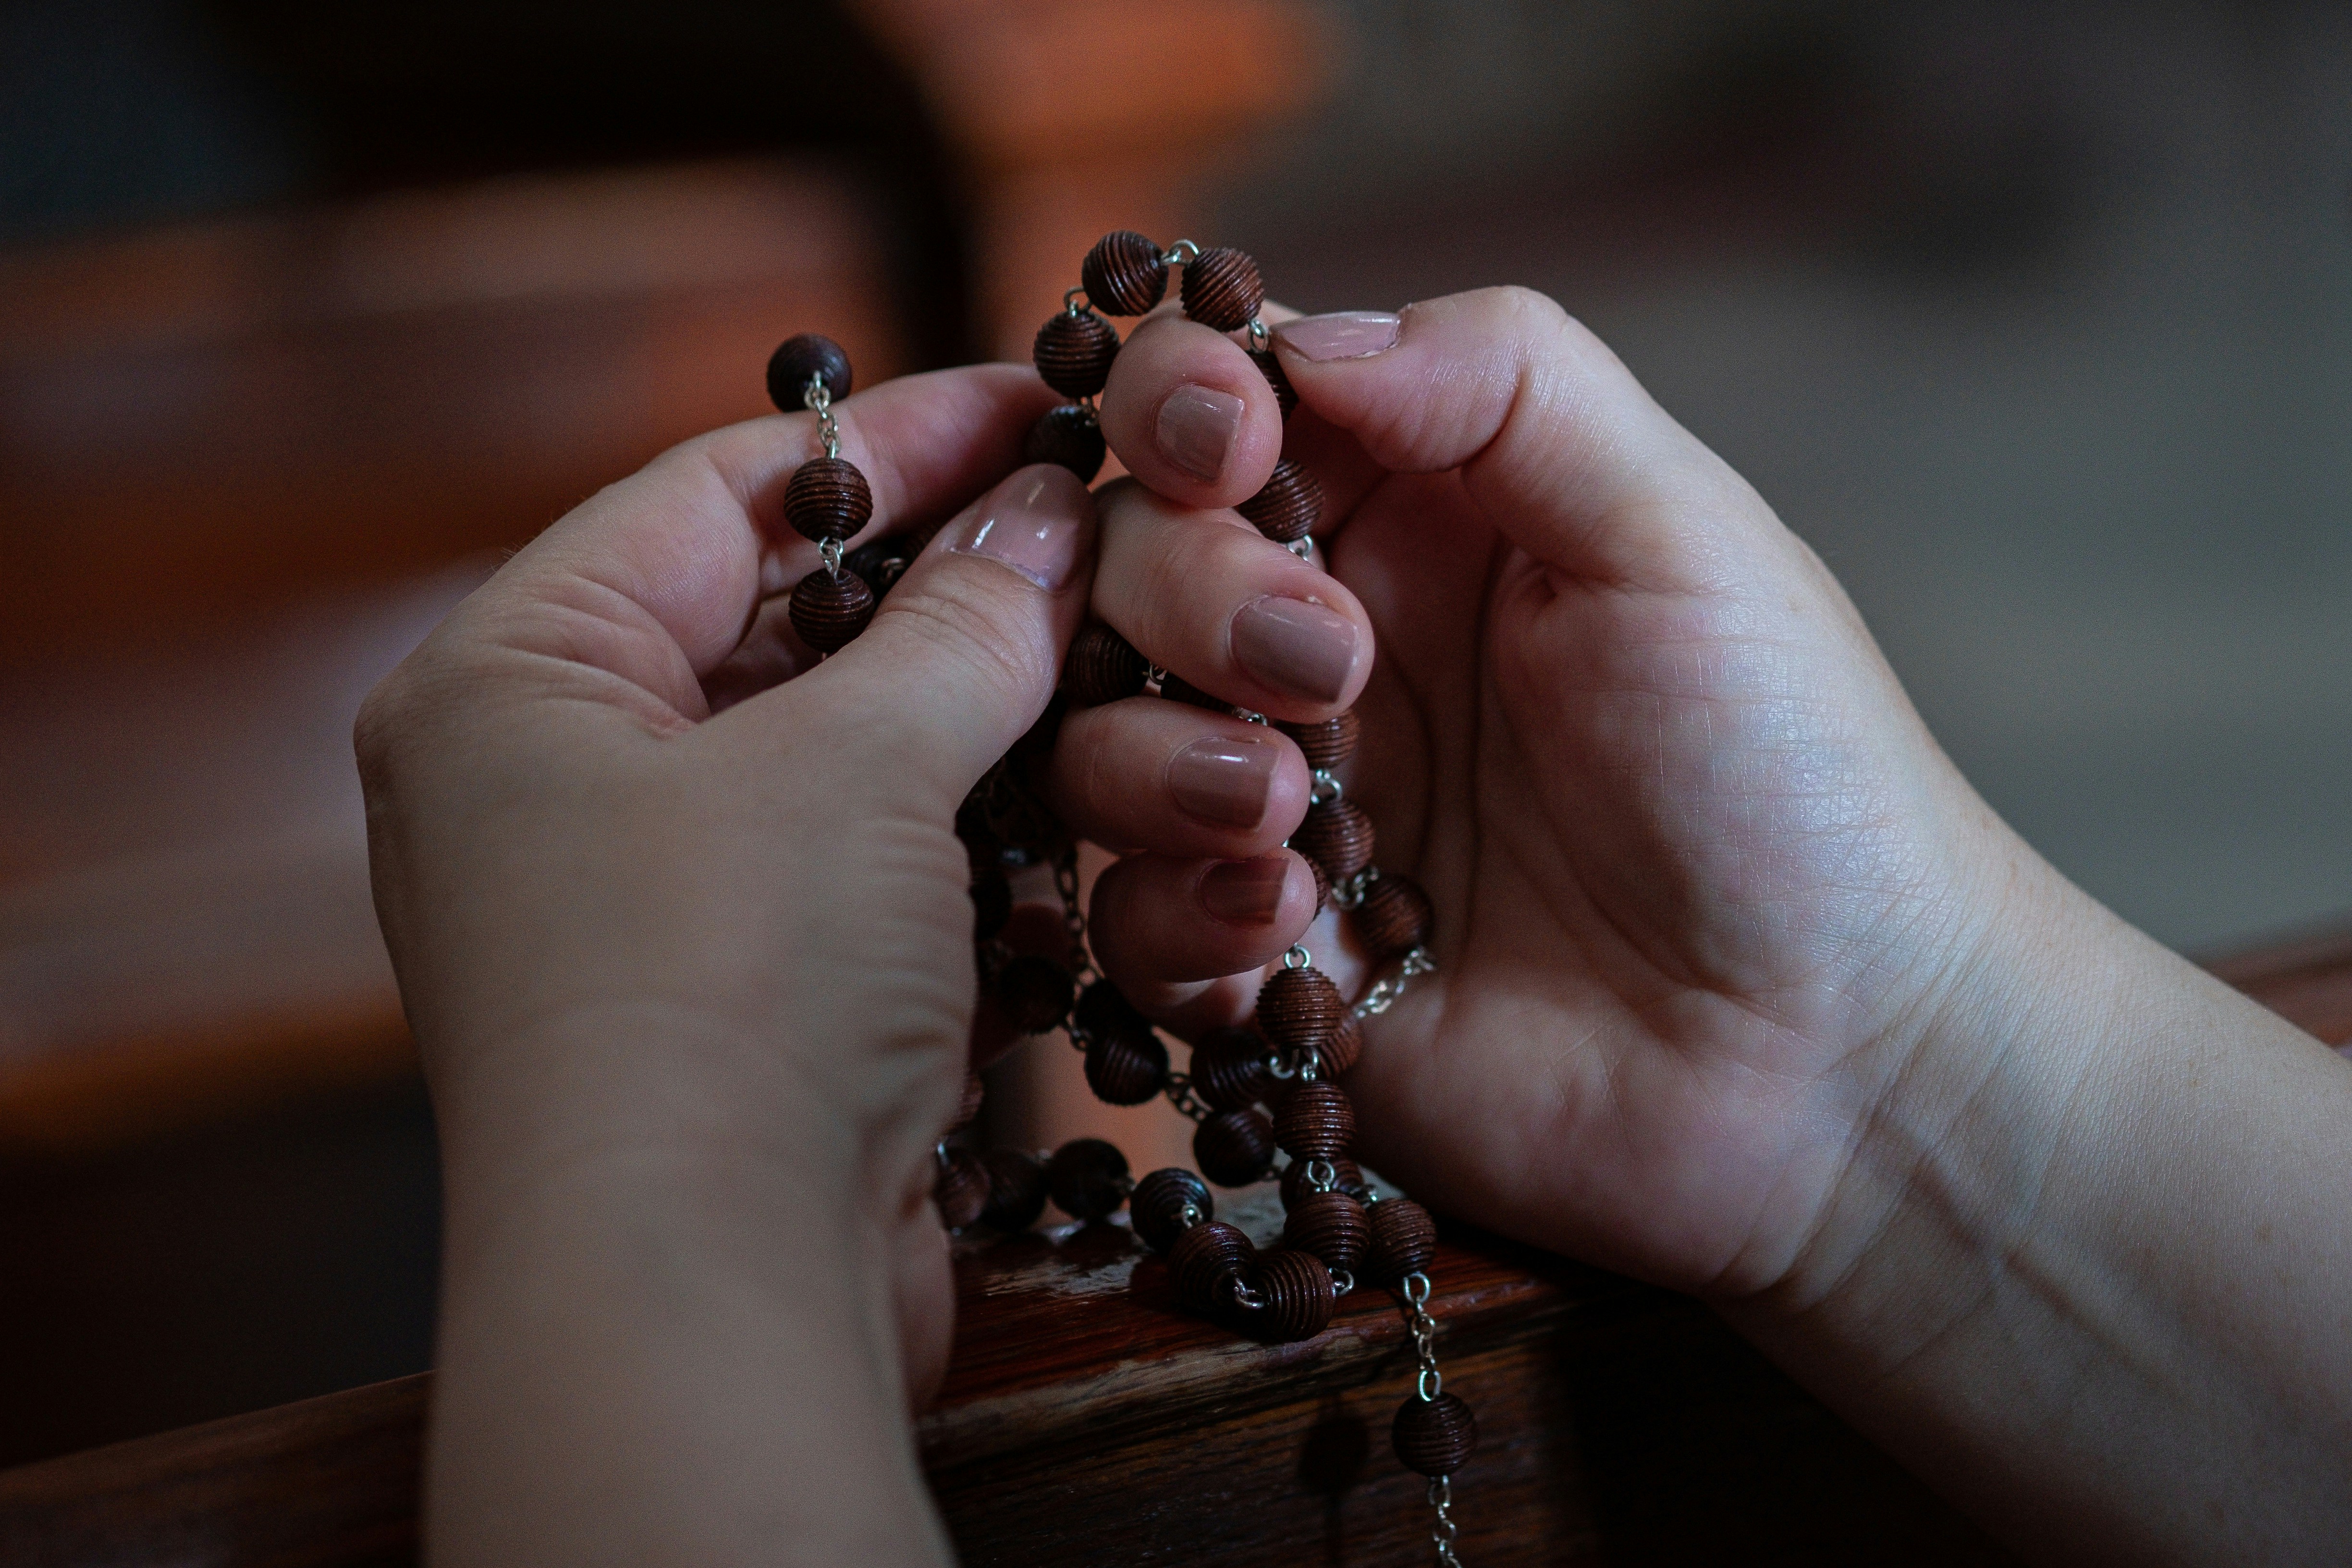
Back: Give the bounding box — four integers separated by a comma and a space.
762, 233, 1473, 1564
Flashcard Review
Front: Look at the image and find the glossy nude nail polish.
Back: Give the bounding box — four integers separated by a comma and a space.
1167, 735, 1279, 829
1230, 597, 1360, 704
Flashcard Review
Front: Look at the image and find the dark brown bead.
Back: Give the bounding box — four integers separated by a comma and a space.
1274, 1079, 1355, 1161
1249, 346, 1298, 418
1157, 671, 1232, 713
787, 567, 875, 655
766, 332, 851, 409
949, 1071, 986, 1132
1047, 1137, 1130, 1221
1179, 245, 1264, 332
1280, 1154, 1362, 1210
1255, 965, 1348, 1054
1242, 1249, 1334, 1342
1291, 797, 1375, 885
1356, 872, 1434, 960
1194, 1107, 1277, 1188
1024, 404, 1106, 483
1282, 1189, 1369, 1271
995, 954, 1074, 1034
933, 1147, 991, 1230
1392, 1392, 1477, 1477
970, 869, 1012, 942
1188, 1027, 1273, 1112
978, 1149, 1048, 1231
1168, 1220, 1255, 1314
1084, 1029, 1169, 1106
1275, 710, 1360, 772
1082, 230, 1168, 315
1318, 1007, 1362, 1077
1237, 458, 1323, 545
1129, 1167, 1213, 1253
782, 455, 874, 543
1073, 978, 1144, 1041
1062, 623, 1150, 707
843, 530, 919, 597
1032, 308, 1122, 399
1304, 852, 1331, 914
1365, 1197, 1439, 1284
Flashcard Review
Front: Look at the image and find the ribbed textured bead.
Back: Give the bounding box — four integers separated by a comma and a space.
1292, 798, 1375, 884
1237, 458, 1323, 545
1283, 1189, 1369, 1271
1129, 1167, 1213, 1254
1276, 710, 1360, 772
933, 1148, 991, 1230
1047, 1137, 1130, 1221
765, 332, 852, 408
1318, 1007, 1363, 1077
1365, 1197, 1439, 1283
1168, 1219, 1255, 1314
787, 568, 874, 655
1179, 245, 1264, 332
995, 955, 1074, 1034
1024, 404, 1106, 483
1188, 1027, 1273, 1112
970, 869, 1011, 942
1062, 623, 1150, 707
978, 1149, 1048, 1231
1256, 965, 1348, 1054
1280, 1154, 1362, 1211
1244, 1249, 1334, 1342
1084, 1029, 1169, 1106
1032, 308, 1122, 398
1305, 852, 1331, 914
843, 530, 919, 596
1194, 1107, 1277, 1188
949, 1071, 985, 1132
1249, 347, 1298, 418
1275, 1079, 1355, 1160
1157, 672, 1232, 713
1073, 978, 1143, 1041
782, 455, 873, 543
1356, 871, 1434, 960
1082, 231, 1168, 315
1392, 1393, 1477, 1477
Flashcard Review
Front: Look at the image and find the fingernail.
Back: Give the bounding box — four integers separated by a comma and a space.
1167, 734, 1280, 829
1231, 597, 1360, 703
1274, 311, 1401, 362
1200, 857, 1290, 926
1155, 384, 1245, 482
945, 464, 1091, 590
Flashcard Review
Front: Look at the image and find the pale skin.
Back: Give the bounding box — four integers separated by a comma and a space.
356, 286, 2352, 1567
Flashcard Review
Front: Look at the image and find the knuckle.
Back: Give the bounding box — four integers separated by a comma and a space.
881, 576, 1055, 707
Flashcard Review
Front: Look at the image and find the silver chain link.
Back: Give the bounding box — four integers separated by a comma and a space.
1400, 1272, 1466, 1564
1053, 848, 1097, 988
1353, 945, 1436, 1019
802, 375, 841, 460
1427, 1475, 1464, 1567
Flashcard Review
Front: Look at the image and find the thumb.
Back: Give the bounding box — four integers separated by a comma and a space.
764, 463, 1097, 808
1273, 287, 1767, 591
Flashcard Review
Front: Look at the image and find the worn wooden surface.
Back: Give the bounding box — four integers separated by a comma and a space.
3, 934, 2345, 1566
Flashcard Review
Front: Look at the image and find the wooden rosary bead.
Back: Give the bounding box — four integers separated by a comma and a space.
1392, 1392, 1478, 1478
1032, 308, 1122, 399
1081, 230, 1168, 315
1275, 709, 1360, 772
933, 1147, 991, 1230
1243, 1248, 1334, 1343
994, 954, 1075, 1034
1024, 404, 1107, 483
970, 868, 1011, 941
1129, 1167, 1213, 1253
1073, 977, 1145, 1041
1356, 871, 1434, 960
765, 331, 852, 409
1168, 1219, 1254, 1314
1274, 1079, 1355, 1161
1237, 458, 1323, 545
844, 530, 919, 596
1291, 797, 1375, 886
782, 455, 873, 543
1193, 1106, 1277, 1188
1255, 965, 1348, 1054
978, 1149, 1049, 1231
1062, 623, 1150, 707
1047, 1137, 1130, 1221
1179, 245, 1264, 332
1249, 346, 1298, 418
1188, 1027, 1274, 1112
787, 567, 875, 655
1156, 671, 1231, 714
1304, 852, 1331, 914
1282, 1189, 1369, 1271
1318, 1007, 1362, 1077
1084, 1029, 1169, 1106
1280, 1154, 1362, 1211
1364, 1197, 1439, 1284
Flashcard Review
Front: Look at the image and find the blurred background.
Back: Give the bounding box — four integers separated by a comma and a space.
3, 0, 2348, 1471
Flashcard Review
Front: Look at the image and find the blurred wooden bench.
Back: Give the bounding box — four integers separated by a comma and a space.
2, 936, 2343, 1566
